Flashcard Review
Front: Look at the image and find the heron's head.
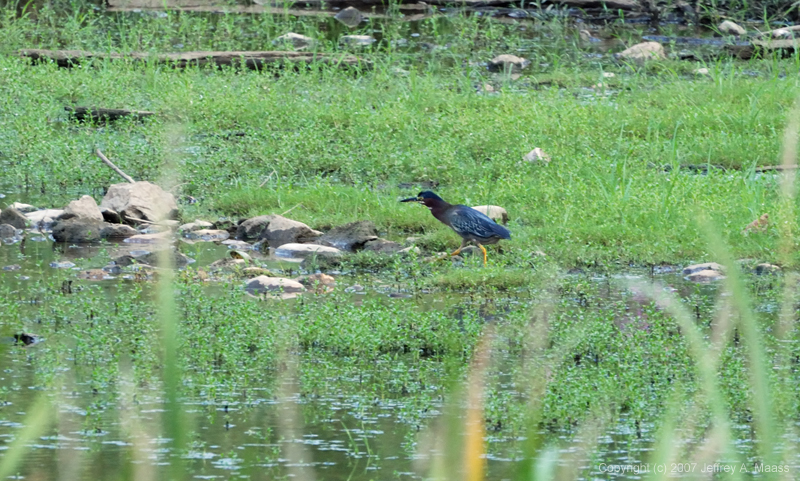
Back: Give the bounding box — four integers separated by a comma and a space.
400, 191, 447, 208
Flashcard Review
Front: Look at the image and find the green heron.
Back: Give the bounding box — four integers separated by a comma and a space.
401, 191, 511, 265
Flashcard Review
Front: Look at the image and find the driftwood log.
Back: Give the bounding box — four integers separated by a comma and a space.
20, 49, 370, 70
66, 107, 155, 122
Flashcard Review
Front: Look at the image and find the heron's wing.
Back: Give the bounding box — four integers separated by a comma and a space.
450, 206, 511, 239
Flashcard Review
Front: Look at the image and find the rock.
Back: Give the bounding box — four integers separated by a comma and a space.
25, 209, 64, 229
523, 148, 551, 163
579, 29, 596, 42
340, 35, 376, 46
399, 245, 420, 256
61, 195, 103, 221
77, 269, 111, 280
137, 249, 194, 268
242, 266, 273, 277
603, 72, 615, 78
615, 41, 666, 63
770, 28, 793, 38
50, 261, 75, 269
209, 257, 247, 270
273, 32, 315, 49
123, 231, 173, 244
362, 238, 405, 254
334, 6, 364, 28
683, 262, 724, 275
755, 263, 780, 275
694, 67, 711, 77
186, 229, 230, 241
261, 215, 323, 248
245, 276, 305, 295
471, 205, 508, 225
237, 215, 276, 241
100, 181, 179, 224
179, 220, 214, 232
14, 333, 38, 346
0, 208, 27, 229
460, 245, 480, 257
299, 273, 336, 293
9, 202, 35, 213
719, 20, 746, 36
100, 208, 122, 224
687, 269, 725, 282
101, 223, 138, 239
742, 213, 769, 235
221, 239, 254, 249
319, 221, 378, 251
488, 54, 530, 73
0, 224, 17, 238
51, 218, 105, 242
275, 243, 343, 259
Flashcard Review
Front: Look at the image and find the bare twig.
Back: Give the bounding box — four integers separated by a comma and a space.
96, 149, 135, 183
281, 203, 303, 216
125, 216, 155, 225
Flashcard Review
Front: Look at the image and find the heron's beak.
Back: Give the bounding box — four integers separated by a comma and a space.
400, 196, 421, 203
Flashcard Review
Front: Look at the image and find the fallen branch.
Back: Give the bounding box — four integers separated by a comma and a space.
66, 106, 154, 122
20, 49, 370, 70
96, 149, 135, 184
755, 165, 800, 172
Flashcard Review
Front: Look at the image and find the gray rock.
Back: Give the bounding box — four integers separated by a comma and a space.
26, 209, 64, 229
52, 218, 138, 242
100, 223, 138, 239
340, 35, 376, 46
245, 275, 305, 295
687, 269, 725, 282
0, 208, 27, 229
471, 205, 508, 225
61, 195, 103, 221
319, 221, 378, 251
186, 229, 230, 241
237, 215, 276, 241
137, 249, 194, 267
488, 54, 530, 73
261, 215, 322, 248
179, 220, 214, 232
334, 6, 363, 28
719, 20, 746, 36
9, 202, 35, 213
682, 262, 724, 275
523, 148, 551, 164
0, 223, 18, 239
615, 41, 666, 63
123, 231, 173, 244
362, 238, 404, 254
274, 243, 343, 259
51, 218, 105, 242
100, 181, 179, 224
273, 32, 315, 49
755, 263, 780, 275
100, 208, 122, 224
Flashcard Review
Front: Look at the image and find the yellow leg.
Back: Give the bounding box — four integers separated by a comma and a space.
477, 244, 488, 266
449, 239, 468, 257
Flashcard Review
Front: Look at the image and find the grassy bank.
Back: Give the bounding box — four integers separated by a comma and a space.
1, 51, 798, 266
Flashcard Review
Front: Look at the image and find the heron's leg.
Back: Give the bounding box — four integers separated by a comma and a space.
449, 239, 468, 257
477, 243, 488, 266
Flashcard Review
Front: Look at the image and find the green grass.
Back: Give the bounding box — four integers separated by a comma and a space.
2, 3, 800, 479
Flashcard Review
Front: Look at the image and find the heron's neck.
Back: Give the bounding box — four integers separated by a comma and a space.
427, 200, 452, 221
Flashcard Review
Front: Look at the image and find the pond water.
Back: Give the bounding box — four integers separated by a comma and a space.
1, 231, 774, 480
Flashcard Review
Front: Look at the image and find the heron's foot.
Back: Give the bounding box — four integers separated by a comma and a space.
477, 244, 488, 266
449, 248, 463, 257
